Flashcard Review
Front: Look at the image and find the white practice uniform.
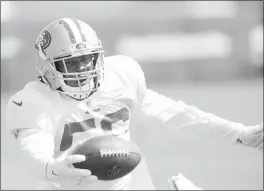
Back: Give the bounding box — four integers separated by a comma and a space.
6, 55, 247, 190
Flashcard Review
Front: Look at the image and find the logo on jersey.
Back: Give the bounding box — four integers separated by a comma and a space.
85, 108, 100, 115
37, 30, 51, 50
236, 138, 243, 144
12, 100, 22, 107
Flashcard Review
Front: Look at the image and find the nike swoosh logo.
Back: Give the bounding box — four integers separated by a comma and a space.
12, 101, 22, 106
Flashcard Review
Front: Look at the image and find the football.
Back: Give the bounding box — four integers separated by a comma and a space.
70, 135, 142, 181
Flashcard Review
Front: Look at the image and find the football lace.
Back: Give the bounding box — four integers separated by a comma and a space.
100, 149, 130, 157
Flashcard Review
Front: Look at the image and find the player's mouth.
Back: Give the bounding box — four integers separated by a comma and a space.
63, 74, 89, 87
80, 79, 89, 86
64, 79, 88, 87
78, 74, 89, 85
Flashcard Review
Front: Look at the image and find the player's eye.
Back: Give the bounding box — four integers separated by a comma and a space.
65, 55, 93, 66
54, 54, 96, 73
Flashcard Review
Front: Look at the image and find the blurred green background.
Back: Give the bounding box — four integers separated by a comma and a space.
1, 1, 263, 190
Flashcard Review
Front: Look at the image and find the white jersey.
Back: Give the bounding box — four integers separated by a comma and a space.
6, 55, 246, 190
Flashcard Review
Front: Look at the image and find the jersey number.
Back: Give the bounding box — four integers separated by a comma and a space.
60, 107, 129, 151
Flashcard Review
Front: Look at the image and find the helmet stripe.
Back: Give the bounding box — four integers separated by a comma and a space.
60, 18, 82, 43
72, 19, 86, 42
59, 19, 76, 44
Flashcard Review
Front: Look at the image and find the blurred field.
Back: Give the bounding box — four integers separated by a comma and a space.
1, 79, 263, 190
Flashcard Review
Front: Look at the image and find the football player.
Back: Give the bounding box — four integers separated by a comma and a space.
6, 18, 263, 190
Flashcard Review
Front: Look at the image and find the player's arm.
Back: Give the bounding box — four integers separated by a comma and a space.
5, 95, 54, 181
140, 90, 243, 140
140, 89, 262, 150
132, 58, 262, 150
5, 96, 94, 183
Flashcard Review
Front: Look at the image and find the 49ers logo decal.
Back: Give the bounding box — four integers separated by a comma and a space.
37, 30, 51, 49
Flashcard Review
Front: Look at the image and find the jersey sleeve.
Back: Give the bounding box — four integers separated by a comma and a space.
116, 55, 147, 106
5, 82, 56, 181
140, 89, 247, 143
6, 82, 56, 134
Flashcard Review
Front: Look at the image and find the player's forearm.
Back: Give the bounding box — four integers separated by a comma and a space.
16, 128, 55, 182
141, 89, 246, 143
160, 102, 247, 143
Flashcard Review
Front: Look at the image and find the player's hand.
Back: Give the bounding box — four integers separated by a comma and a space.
46, 129, 105, 186
168, 173, 203, 190
237, 123, 263, 151
46, 154, 98, 184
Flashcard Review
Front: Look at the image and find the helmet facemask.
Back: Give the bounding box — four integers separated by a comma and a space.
53, 49, 104, 99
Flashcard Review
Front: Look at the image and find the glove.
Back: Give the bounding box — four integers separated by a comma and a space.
46, 154, 98, 186
168, 173, 203, 190
236, 123, 263, 151
46, 129, 104, 188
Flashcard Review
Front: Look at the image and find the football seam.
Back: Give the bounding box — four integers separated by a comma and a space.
100, 148, 130, 157
75, 152, 140, 158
